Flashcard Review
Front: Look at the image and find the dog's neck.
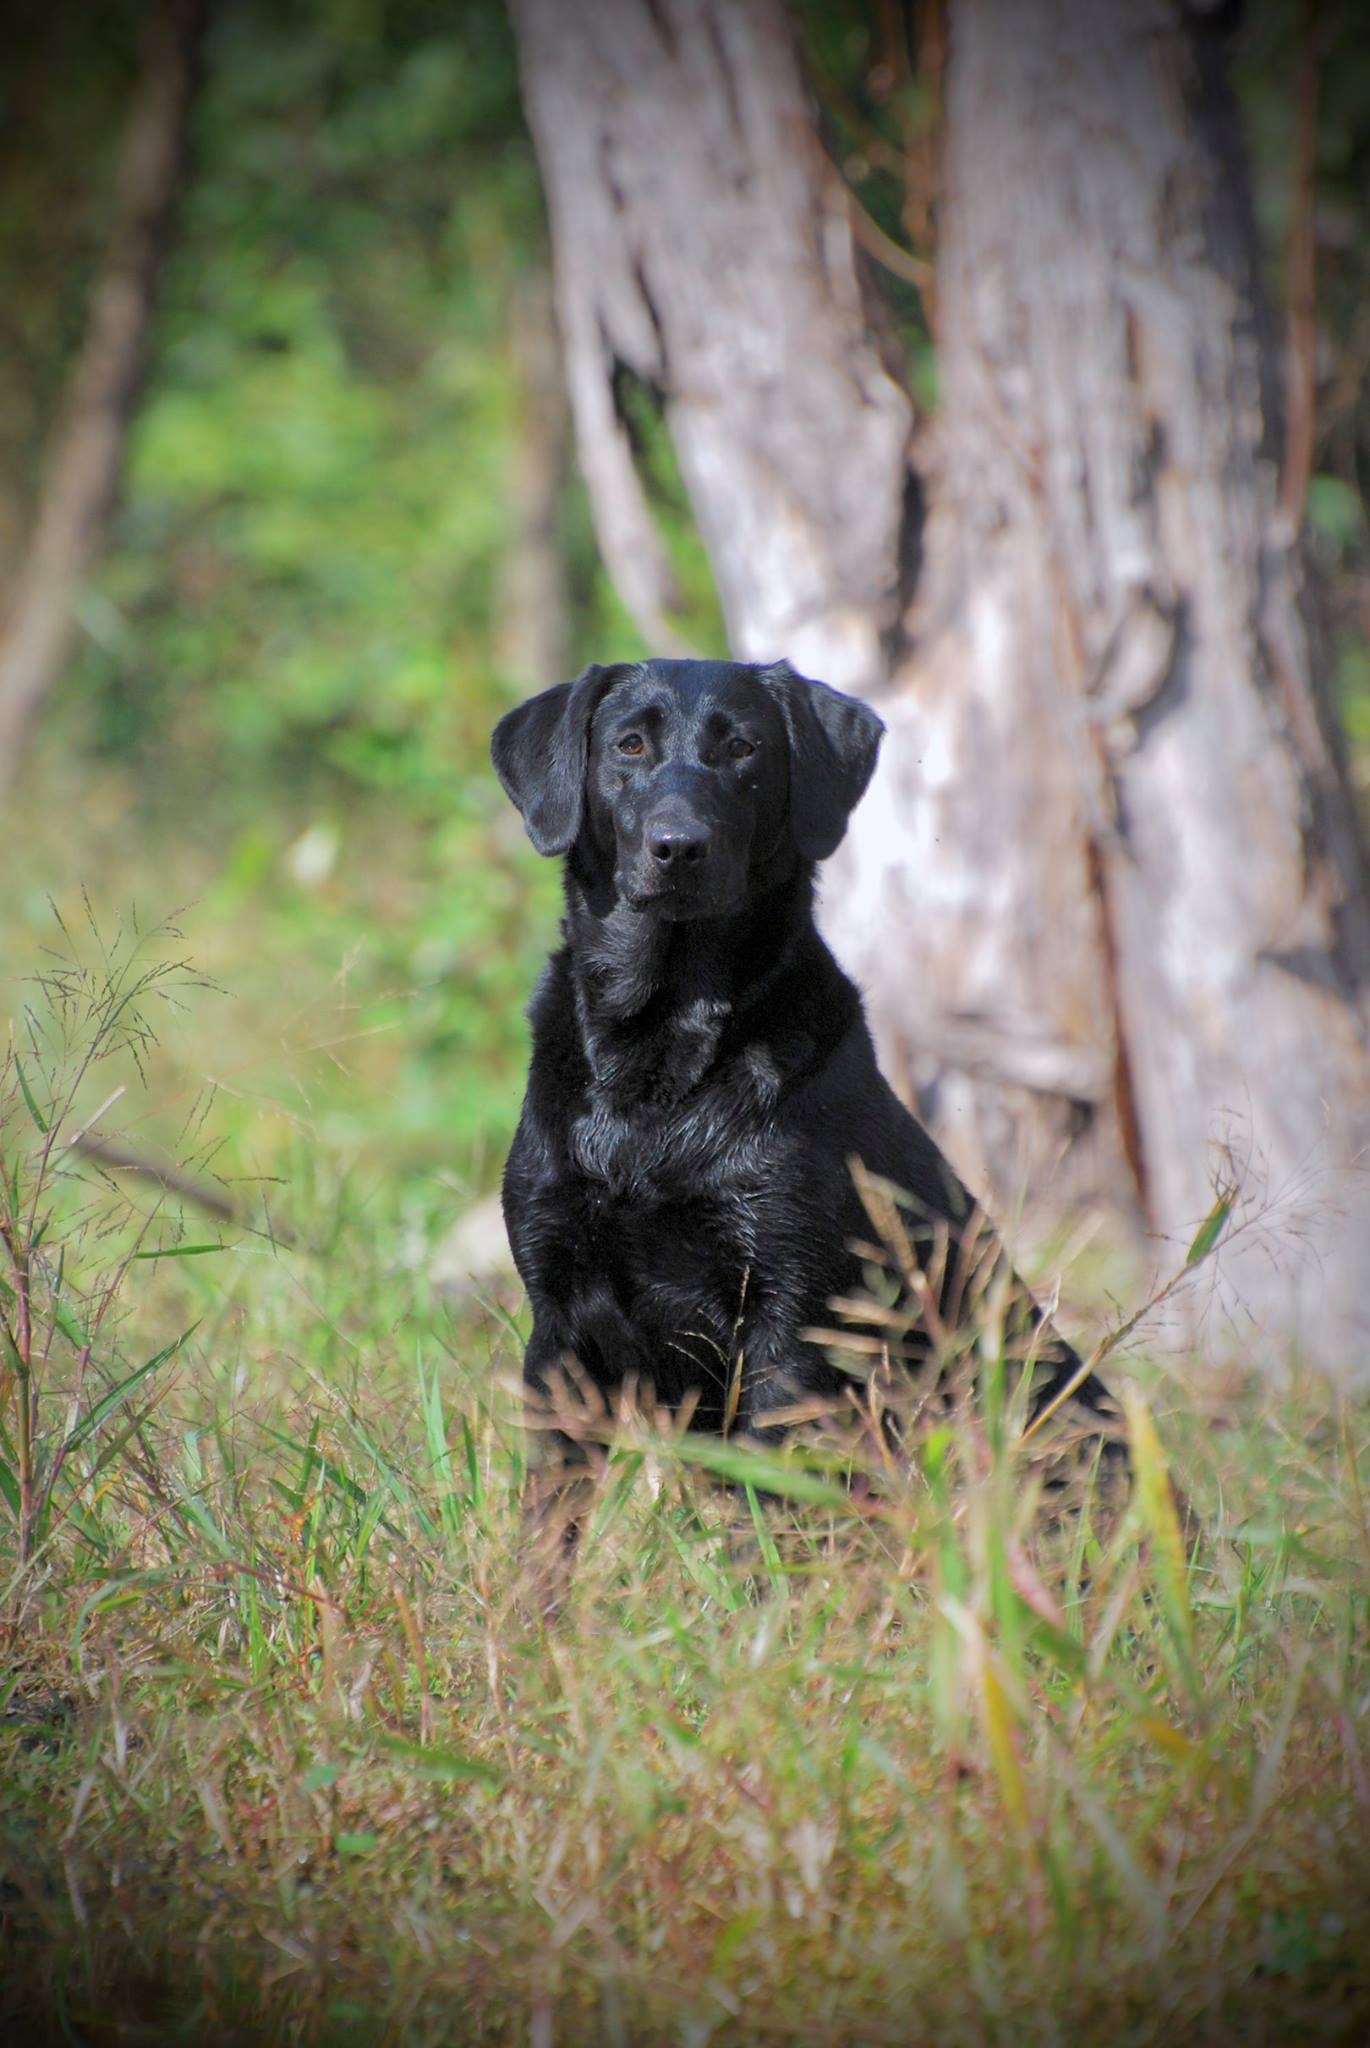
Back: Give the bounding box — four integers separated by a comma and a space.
560, 858, 818, 1101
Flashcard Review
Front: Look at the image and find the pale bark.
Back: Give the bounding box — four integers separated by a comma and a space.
511, 0, 1370, 1376
507, 0, 914, 690
0, 0, 206, 785
833, 0, 1370, 1371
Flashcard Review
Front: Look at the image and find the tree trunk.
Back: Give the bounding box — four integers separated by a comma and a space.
511, 0, 1370, 1377
507, 0, 913, 690
497, 271, 572, 690
0, 0, 206, 786
838, 0, 1370, 1371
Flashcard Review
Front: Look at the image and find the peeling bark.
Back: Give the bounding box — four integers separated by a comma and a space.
508, 0, 914, 688
833, 0, 1370, 1371
0, 0, 206, 785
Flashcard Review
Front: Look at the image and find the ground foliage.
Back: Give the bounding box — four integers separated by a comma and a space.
1, 929, 1369, 2042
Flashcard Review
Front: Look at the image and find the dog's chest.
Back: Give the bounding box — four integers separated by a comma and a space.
522, 964, 817, 1289
566, 1034, 785, 1205
556, 1112, 779, 1380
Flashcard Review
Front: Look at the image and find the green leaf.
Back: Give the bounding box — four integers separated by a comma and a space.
461, 1413, 481, 1505
709, 1909, 761, 1975
1185, 1191, 1233, 1267
131, 1243, 228, 1260
377, 1736, 502, 1787
171, 1483, 234, 1558
257, 1422, 368, 1506
3, 1318, 26, 1376
1306, 474, 1363, 548
13, 1054, 50, 1134
652, 1434, 850, 1507
61, 1325, 197, 1457
73, 1572, 169, 1656
51, 1296, 91, 1349
1023, 1612, 1088, 1683
334, 1831, 377, 1857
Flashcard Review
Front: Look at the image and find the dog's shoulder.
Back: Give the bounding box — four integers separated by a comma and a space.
521, 948, 587, 1106
732, 929, 864, 1080
526, 943, 573, 1030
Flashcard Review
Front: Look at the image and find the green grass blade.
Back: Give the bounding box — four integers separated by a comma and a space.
1186, 1190, 1233, 1267
61, 1325, 197, 1458
655, 1433, 850, 1507
377, 1736, 503, 1787
14, 1053, 50, 1134
131, 1242, 229, 1260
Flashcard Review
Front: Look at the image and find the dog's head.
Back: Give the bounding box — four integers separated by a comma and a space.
491, 658, 884, 920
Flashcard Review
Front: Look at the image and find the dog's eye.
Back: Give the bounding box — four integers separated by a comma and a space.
616, 734, 645, 757
727, 736, 755, 760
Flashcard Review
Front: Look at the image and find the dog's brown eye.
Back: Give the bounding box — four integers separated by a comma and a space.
617, 734, 645, 757
728, 736, 755, 760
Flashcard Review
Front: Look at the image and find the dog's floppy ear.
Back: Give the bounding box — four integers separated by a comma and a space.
764, 661, 885, 861
491, 664, 624, 856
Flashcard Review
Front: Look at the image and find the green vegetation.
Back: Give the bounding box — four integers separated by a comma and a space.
3, 0, 567, 1186
0, 0, 740, 1188
3, 933, 1369, 2041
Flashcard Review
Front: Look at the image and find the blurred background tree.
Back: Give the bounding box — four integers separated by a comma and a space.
1, 0, 1368, 1359
0, 0, 207, 773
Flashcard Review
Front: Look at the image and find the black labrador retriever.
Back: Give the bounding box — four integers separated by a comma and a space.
493, 658, 1117, 1558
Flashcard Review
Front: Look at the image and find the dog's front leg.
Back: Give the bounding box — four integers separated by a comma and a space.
714, 1327, 817, 1585
519, 1435, 595, 1624
517, 1327, 606, 1623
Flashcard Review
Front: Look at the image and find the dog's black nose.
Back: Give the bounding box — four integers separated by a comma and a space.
647, 818, 711, 867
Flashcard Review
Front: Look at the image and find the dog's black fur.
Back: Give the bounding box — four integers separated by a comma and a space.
493, 657, 1116, 1495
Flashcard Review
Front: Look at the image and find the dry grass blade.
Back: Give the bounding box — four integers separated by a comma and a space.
1124, 1389, 1202, 1715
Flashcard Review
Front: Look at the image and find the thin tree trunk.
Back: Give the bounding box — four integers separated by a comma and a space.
0, 0, 206, 785
497, 271, 571, 690
511, 0, 1370, 1376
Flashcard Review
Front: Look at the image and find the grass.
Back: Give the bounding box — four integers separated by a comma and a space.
3, 926, 1370, 2046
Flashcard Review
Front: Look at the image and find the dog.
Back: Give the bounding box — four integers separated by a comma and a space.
492, 658, 1118, 1567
